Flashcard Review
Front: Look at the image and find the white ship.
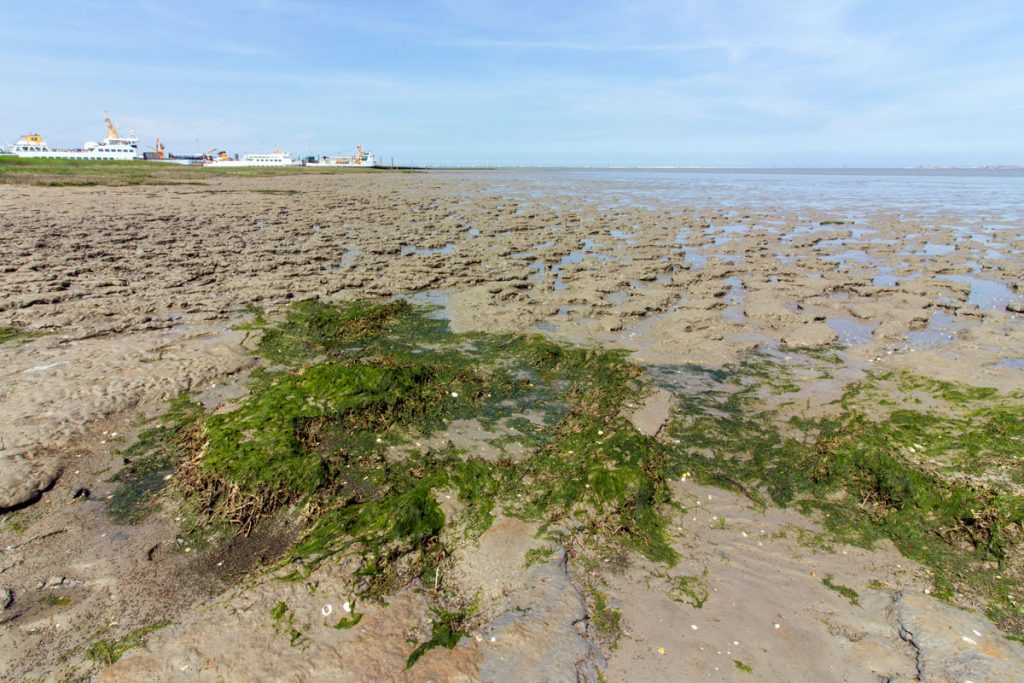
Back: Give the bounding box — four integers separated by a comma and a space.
6, 113, 140, 160
204, 149, 300, 167
307, 145, 377, 168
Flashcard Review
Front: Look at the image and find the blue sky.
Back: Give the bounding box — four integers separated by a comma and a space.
2, 0, 1022, 166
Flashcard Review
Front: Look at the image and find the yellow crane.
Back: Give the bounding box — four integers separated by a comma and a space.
149, 139, 166, 159
203, 148, 229, 161
103, 111, 120, 139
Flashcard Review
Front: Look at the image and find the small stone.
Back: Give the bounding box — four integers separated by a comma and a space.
1, 587, 13, 611
45, 576, 65, 589
72, 487, 91, 500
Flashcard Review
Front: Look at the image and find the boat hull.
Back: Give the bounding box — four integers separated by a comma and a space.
8, 148, 138, 160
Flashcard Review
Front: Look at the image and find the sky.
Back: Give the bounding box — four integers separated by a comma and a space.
1, 0, 1022, 166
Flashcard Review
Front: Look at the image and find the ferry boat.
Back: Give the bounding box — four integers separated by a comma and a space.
204, 149, 300, 167
307, 145, 377, 168
6, 113, 140, 160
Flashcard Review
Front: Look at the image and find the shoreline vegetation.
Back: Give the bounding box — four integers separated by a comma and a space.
0, 157, 395, 187
113, 300, 1023, 662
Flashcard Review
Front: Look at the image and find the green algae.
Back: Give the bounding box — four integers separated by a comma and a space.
111, 299, 683, 665
85, 621, 170, 666
405, 606, 472, 669
0, 325, 45, 345
822, 575, 860, 606
666, 353, 1024, 637
584, 582, 623, 647
667, 571, 710, 608
107, 396, 205, 523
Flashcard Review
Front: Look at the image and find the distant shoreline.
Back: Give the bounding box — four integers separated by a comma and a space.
406, 165, 1024, 177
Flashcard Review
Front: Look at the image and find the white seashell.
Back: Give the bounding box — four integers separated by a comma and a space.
322, 604, 333, 616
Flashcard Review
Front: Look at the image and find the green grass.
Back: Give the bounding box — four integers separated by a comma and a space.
0, 156, 393, 187
85, 621, 170, 666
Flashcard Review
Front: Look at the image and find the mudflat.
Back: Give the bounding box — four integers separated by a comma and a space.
2, 170, 1023, 681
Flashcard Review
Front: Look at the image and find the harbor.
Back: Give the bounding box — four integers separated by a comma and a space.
4, 113, 378, 168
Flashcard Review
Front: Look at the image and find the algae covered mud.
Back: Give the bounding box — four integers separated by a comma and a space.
1, 167, 1024, 681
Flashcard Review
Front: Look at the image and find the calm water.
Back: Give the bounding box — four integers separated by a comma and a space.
447, 168, 1024, 226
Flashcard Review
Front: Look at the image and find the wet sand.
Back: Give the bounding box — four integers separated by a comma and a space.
1, 171, 1023, 681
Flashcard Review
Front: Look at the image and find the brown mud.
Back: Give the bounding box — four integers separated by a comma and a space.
2, 172, 1023, 681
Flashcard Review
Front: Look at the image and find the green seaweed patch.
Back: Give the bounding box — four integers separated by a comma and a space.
334, 610, 363, 629
107, 396, 205, 523
583, 582, 623, 647
524, 546, 557, 568
667, 571, 710, 608
0, 325, 46, 345
85, 621, 170, 666
113, 299, 698, 666
666, 355, 1024, 637
822, 575, 860, 606
269, 600, 305, 646
406, 606, 473, 669
734, 659, 754, 673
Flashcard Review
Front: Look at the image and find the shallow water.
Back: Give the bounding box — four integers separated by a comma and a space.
451, 168, 1024, 227
937, 275, 1022, 310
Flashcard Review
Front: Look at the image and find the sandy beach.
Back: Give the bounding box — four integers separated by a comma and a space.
2, 169, 1023, 681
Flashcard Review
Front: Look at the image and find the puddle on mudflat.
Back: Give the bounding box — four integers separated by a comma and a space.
821, 250, 872, 268
721, 276, 746, 324
828, 317, 874, 345
607, 290, 630, 306
401, 243, 455, 256
922, 242, 956, 256
937, 275, 1022, 310
710, 222, 749, 235
392, 290, 455, 321
998, 358, 1024, 369
527, 261, 548, 284
907, 310, 960, 348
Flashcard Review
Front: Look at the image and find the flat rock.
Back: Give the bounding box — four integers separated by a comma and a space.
626, 388, 675, 437
781, 321, 838, 348
0, 453, 60, 510
893, 590, 1024, 682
